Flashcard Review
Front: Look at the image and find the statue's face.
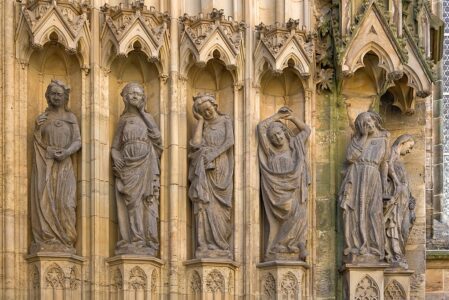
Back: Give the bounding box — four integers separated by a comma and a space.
198, 101, 218, 120
125, 85, 145, 109
361, 114, 376, 135
48, 85, 65, 108
268, 125, 286, 148
400, 140, 414, 155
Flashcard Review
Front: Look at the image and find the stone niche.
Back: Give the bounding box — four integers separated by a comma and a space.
107, 49, 165, 256
27, 42, 84, 254
184, 57, 237, 259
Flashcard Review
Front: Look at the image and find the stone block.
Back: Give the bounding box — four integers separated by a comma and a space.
26, 252, 86, 300
183, 258, 239, 299
341, 263, 389, 300
384, 268, 414, 300
257, 260, 309, 299
106, 255, 164, 300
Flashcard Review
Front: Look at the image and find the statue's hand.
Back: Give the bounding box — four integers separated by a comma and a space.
193, 110, 204, 121
114, 157, 126, 170
36, 113, 48, 126
54, 149, 69, 161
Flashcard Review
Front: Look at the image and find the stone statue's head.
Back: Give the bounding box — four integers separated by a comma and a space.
121, 82, 146, 113
354, 111, 385, 136
267, 121, 290, 148
193, 93, 219, 121
392, 134, 415, 156
45, 80, 70, 111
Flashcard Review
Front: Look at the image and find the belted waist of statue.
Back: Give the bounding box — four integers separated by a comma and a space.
357, 161, 379, 167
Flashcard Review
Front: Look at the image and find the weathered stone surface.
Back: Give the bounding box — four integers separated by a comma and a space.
30, 80, 81, 255
188, 94, 234, 259
111, 82, 162, 256
258, 107, 310, 262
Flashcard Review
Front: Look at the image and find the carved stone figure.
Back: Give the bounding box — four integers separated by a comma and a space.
257, 107, 310, 261
339, 111, 390, 263
188, 94, 234, 259
30, 80, 81, 255
111, 82, 162, 256
384, 134, 416, 268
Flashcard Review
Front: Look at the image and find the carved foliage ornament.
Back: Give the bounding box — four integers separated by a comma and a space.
190, 271, 202, 293
262, 273, 276, 297
255, 19, 312, 79
129, 266, 147, 290
180, 8, 245, 54
280, 272, 299, 296
112, 268, 123, 290
355, 275, 380, 300
205, 270, 225, 293
101, 1, 169, 60
45, 263, 65, 289
384, 280, 406, 300
19, 0, 90, 53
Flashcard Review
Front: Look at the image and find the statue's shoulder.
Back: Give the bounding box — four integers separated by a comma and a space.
65, 111, 79, 124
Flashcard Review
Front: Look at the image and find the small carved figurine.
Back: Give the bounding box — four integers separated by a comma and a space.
30, 80, 81, 254
188, 93, 234, 259
339, 111, 390, 263
384, 134, 416, 268
257, 107, 310, 261
111, 82, 162, 256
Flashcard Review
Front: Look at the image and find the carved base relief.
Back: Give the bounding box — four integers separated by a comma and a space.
342, 264, 389, 300
26, 253, 85, 300
184, 258, 238, 299
384, 269, 414, 300
257, 261, 309, 300
106, 255, 163, 300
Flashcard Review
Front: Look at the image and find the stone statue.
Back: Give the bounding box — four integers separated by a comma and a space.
257, 107, 310, 261
188, 94, 234, 259
30, 80, 81, 254
339, 111, 390, 263
384, 134, 416, 268
111, 82, 162, 256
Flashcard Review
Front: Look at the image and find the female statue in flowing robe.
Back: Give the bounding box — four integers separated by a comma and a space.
111, 82, 162, 256
30, 80, 81, 254
384, 134, 416, 268
188, 94, 234, 258
339, 111, 390, 263
257, 107, 310, 261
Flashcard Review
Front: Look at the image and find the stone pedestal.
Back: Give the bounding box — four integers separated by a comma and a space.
26, 252, 86, 300
106, 255, 164, 300
384, 268, 414, 300
341, 263, 389, 300
183, 258, 239, 299
256, 261, 309, 299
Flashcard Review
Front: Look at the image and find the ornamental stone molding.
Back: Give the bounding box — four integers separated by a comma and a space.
179, 8, 245, 79
100, 1, 170, 74
16, 0, 91, 68
254, 18, 313, 84
340, 1, 433, 97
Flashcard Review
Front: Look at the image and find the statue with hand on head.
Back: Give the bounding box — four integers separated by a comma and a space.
257, 106, 311, 261
188, 93, 234, 259
339, 111, 390, 263
111, 82, 162, 256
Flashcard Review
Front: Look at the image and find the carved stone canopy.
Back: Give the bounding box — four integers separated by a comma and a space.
179, 8, 245, 75
16, 0, 91, 66
100, 1, 169, 68
340, 1, 433, 97
254, 19, 313, 84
